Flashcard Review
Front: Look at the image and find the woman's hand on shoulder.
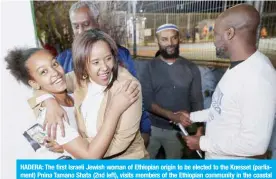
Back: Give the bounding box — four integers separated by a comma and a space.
108, 80, 140, 114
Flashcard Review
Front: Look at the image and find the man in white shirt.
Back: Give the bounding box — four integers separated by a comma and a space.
182, 4, 276, 159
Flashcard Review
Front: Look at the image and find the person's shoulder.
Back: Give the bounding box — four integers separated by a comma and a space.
113, 67, 141, 90
117, 46, 132, 65
145, 57, 160, 72
118, 45, 129, 52
59, 49, 72, 55
178, 56, 199, 71
253, 51, 274, 70
117, 66, 137, 81
178, 56, 196, 66
56, 49, 72, 58
118, 46, 130, 55
149, 56, 161, 65
241, 51, 271, 74
246, 51, 276, 82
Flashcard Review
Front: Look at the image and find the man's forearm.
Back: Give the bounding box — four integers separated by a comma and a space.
150, 103, 172, 121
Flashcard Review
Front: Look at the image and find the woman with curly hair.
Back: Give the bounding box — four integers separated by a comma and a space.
26, 29, 149, 159
5, 47, 139, 159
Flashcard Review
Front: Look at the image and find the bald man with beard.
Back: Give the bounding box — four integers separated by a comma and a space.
182, 4, 276, 159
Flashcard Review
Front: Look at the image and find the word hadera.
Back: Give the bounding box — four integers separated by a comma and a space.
20, 164, 44, 170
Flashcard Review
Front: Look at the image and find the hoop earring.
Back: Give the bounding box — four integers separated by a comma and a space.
82, 74, 88, 80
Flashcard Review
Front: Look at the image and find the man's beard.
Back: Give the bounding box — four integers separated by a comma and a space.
158, 43, 180, 59
216, 46, 229, 59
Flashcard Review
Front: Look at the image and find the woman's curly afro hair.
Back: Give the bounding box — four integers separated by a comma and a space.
5, 47, 42, 86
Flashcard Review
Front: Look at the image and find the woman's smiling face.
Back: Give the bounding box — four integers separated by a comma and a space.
27, 50, 67, 93
86, 40, 114, 86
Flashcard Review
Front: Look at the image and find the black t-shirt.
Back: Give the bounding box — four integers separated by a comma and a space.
230, 60, 244, 69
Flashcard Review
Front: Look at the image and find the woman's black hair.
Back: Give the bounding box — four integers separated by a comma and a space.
5, 47, 42, 86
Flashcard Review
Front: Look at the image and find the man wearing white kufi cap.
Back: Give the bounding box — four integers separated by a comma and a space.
156, 24, 179, 33
140, 23, 204, 159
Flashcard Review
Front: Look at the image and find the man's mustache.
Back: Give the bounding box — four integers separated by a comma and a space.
164, 44, 178, 49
